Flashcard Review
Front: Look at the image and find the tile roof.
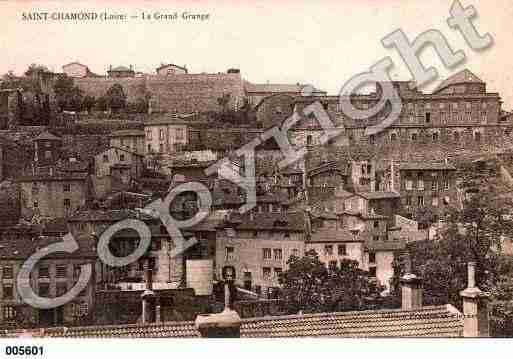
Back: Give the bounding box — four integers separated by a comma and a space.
433, 69, 483, 94
110, 129, 145, 137
357, 191, 401, 200
309, 226, 360, 243
0, 234, 96, 260
17, 172, 89, 182
398, 162, 456, 171
33, 131, 61, 142
12, 305, 463, 338
225, 211, 306, 232
365, 239, 407, 252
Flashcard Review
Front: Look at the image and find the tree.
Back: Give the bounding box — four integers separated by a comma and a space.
105, 84, 126, 113
53, 75, 83, 112
443, 160, 513, 285
81, 95, 96, 113
279, 249, 382, 314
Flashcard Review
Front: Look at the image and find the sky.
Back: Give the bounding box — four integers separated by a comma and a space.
1, 0, 513, 108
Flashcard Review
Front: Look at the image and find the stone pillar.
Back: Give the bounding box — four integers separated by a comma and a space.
141, 268, 155, 324
400, 255, 422, 310
460, 262, 490, 337
195, 266, 241, 338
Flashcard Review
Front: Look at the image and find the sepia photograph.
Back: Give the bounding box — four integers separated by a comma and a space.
0, 0, 512, 355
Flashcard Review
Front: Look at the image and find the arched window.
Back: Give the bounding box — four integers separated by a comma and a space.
390, 133, 397, 142
411, 133, 417, 141
453, 131, 460, 141
432, 132, 439, 141
474, 132, 481, 142
306, 135, 313, 146
369, 134, 375, 144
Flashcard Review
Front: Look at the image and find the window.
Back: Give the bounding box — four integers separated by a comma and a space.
56, 265, 67, 278
475, 132, 482, 142
273, 248, 283, 260
119, 154, 125, 162
159, 143, 164, 153
3, 306, 16, 320
369, 252, 376, 264
329, 261, 338, 270
390, 133, 397, 142
373, 221, 379, 228
38, 283, 50, 297
443, 180, 450, 190
432, 132, 439, 141
432, 197, 439, 207
338, 244, 347, 256
466, 111, 471, 121
369, 267, 377, 277
425, 112, 431, 123
146, 130, 152, 140
274, 267, 283, 279
263, 248, 272, 260
432, 181, 438, 191
405, 196, 412, 206
63, 183, 70, 192
2, 284, 13, 300
369, 134, 375, 145
262, 267, 271, 280
33, 201, 38, 209
440, 112, 447, 124
481, 112, 487, 123
159, 129, 164, 140
147, 144, 152, 153
324, 245, 333, 255
64, 198, 71, 208
176, 128, 184, 141
417, 196, 424, 206
38, 266, 49, 278
454, 132, 460, 141
2, 266, 13, 279
411, 133, 417, 141
373, 236, 380, 242
56, 282, 67, 297
225, 247, 235, 261
306, 135, 313, 146
406, 179, 413, 190
32, 183, 39, 195
44, 150, 52, 160
418, 178, 424, 190
103, 154, 109, 163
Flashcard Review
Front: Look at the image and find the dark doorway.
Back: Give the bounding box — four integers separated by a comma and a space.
243, 272, 252, 291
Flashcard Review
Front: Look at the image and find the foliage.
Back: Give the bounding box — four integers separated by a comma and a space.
53, 75, 83, 112
81, 95, 96, 113
279, 249, 383, 314
104, 84, 127, 113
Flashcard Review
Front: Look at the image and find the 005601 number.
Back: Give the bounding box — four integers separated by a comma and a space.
5, 345, 44, 356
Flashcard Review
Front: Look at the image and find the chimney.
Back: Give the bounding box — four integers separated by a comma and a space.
400, 254, 422, 310
460, 262, 490, 337
195, 266, 241, 338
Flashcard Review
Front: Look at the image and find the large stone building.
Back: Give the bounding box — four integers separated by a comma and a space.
18, 170, 91, 219
144, 117, 190, 154
0, 234, 97, 328
109, 129, 145, 155
397, 161, 458, 223
62, 62, 99, 78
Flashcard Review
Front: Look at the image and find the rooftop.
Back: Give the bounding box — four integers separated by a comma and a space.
357, 191, 401, 200
12, 305, 463, 338
398, 162, 457, 171
433, 69, 484, 94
